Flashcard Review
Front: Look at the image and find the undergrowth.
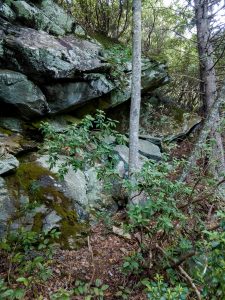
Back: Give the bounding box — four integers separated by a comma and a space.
0, 111, 224, 299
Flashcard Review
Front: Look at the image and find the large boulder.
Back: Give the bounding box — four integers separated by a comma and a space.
1, 0, 85, 37
36, 155, 118, 215
0, 70, 49, 118
1, 22, 107, 80
138, 139, 161, 160
0, 0, 168, 117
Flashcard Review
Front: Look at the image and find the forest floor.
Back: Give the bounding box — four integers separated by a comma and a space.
47, 219, 146, 300
43, 140, 194, 299
0, 138, 221, 299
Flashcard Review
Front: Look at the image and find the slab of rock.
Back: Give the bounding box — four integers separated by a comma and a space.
0, 133, 38, 155
114, 139, 161, 166
43, 211, 62, 232
138, 139, 161, 161
0, 177, 15, 237
0, 153, 19, 175
11, 0, 61, 35
1, 25, 107, 80
0, 70, 49, 118
0, 2, 16, 21
45, 74, 114, 114
37, 155, 118, 215
0, 117, 24, 133
9, 0, 85, 37
139, 134, 162, 146
108, 60, 169, 108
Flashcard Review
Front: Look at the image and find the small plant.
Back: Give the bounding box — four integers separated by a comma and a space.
193, 211, 225, 299
142, 275, 189, 300
0, 228, 60, 298
0, 279, 25, 300
122, 252, 144, 275
50, 288, 72, 300
115, 286, 132, 299
74, 279, 109, 300
41, 110, 126, 185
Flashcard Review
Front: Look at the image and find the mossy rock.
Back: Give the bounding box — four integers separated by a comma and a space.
6, 161, 89, 249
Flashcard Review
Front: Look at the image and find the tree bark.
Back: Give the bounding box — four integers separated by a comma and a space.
129, 0, 142, 177
180, 82, 225, 182
194, 0, 225, 182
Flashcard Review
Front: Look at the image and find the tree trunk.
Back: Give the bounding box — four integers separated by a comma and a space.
128, 0, 142, 204
180, 82, 225, 183
194, 0, 225, 181
129, 0, 142, 176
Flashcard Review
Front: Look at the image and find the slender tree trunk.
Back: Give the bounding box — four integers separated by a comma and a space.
129, 0, 142, 178
180, 82, 225, 183
194, 0, 225, 181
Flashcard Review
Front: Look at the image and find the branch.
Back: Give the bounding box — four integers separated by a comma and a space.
178, 265, 202, 300
156, 244, 201, 300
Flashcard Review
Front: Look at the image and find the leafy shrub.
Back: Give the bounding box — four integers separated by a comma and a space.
121, 252, 144, 275
41, 110, 126, 185
142, 275, 188, 300
193, 211, 225, 299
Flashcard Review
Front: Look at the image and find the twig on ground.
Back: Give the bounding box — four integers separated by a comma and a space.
178, 265, 202, 300
156, 244, 202, 300
87, 236, 95, 286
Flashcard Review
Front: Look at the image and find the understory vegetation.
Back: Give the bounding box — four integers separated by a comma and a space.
0, 111, 224, 299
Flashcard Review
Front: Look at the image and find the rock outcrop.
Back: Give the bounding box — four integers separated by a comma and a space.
0, 0, 168, 119
0, 0, 169, 247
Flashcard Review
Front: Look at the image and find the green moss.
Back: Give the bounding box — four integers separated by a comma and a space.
0, 127, 13, 136
172, 107, 185, 123
6, 161, 89, 249
32, 212, 44, 232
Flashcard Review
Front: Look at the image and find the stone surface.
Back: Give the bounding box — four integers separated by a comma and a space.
0, 70, 49, 118
37, 155, 118, 214
139, 134, 162, 146
0, 177, 15, 237
0, 1, 16, 21
32, 115, 81, 133
45, 74, 114, 114
0, 133, 38, 155
138, 139, 161, 160
5, 0, 82, 36
85, 167, 118, 213
108, 60, 169, 108
0, 153, 19, 175
11, 0, 64, 36
0, 117, 24, 133
43, 211, 62, 232
1, 24, 107, 80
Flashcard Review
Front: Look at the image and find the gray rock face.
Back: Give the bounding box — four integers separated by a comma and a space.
2, 0, 84, 37
43, 211, 62, 232
1, 25, 106, 80
0, 117, 24, 133
45, 74, 114, 114
114, 144, 148, 172
0, 177, 15, 237
138, 139, 161, 160
0, 153, 19, 175
0, 2, 16, 21
36, 155, 118, 215
11, 0, 70, 36
0, 70, 49, 118
0, 0, 168, 118
108, 60, 169, 108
